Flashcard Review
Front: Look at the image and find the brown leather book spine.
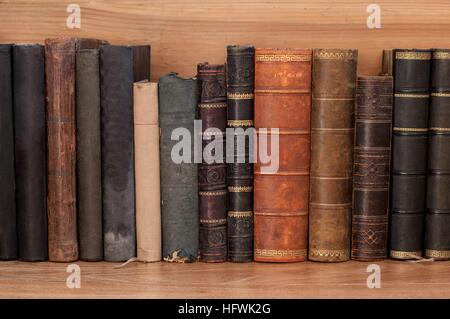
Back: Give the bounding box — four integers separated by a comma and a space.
380, 50, 393, 76
254, 48, 312, 262
351, 76, 393, 261
309, 49, 358, 262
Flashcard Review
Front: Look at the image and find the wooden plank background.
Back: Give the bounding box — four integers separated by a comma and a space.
1, 0, 450, 80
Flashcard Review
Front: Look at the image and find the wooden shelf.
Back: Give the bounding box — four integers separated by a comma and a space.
1, 260, 449, 298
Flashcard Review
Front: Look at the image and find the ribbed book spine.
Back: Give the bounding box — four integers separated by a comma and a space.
309, 49, 357, 262
390, 49, 430, 260
13, 44, 47, 261
351, 76, 393, 261
425, 49, 450, 260
159, 73, 199, 263
226, 45, 255, 263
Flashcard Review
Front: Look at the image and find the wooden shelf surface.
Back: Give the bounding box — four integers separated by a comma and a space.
1, 260, 450, 298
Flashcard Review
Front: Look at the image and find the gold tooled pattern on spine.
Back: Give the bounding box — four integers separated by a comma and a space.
255, 248, 307, 258
425, 249, 450, 259
199, 190, 227, 196
433, 51, 450, 59
255, 54, 311, 62
228, 211, 253, 218
390, 250, 422, 259
228, 186, 253, 192
227, 92, 253, 99
198, 103, 227, 108
395, 51, 431, 60
394, 93, 429, 98
309, 249, 350, 258
228, 120, 253, 127
314, 51, 356, 60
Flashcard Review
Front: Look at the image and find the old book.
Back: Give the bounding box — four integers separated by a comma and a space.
390, 49, 430, 260
226, 45, 255, 263
425, 49, 450, 260
309, 49, 358, 262
351, 76, 393, 261
100, 45, 136, 262
197, 63, 227, 263
0, 44, 17, 260
254, 48, 312, 262
76, 49, 103, 261
380, 49, 393, 76
134, 81, 161, 262
132, 45, 151, 82
13, 44, 47, 261
159, 72, 199, 262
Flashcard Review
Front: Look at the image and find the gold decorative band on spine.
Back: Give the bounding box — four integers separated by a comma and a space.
309, 249, 350, 258
228, 186, 253, 192
227, 92, 253, 100
228, 120, 253, 127
390, 250, 422, 259
228, 211, 253, 218
255, 54, 311, 62
431, 92, 450, 97
255, 89, 309, 94
198, 102, 227, 108
199, 190, 227, 196
394, 93, 429, 98
314, 51, 356, 60
433, 51, 450, 59
425, 249, 450, 259
200, 218, 227, 224
430, 127, 450, 132
393, 127, 428, 132
395, 51, 431, 60
255, 248, 307, 258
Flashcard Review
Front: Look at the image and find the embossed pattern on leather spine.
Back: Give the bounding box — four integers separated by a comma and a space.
226, 45, 255, 262
76, 49, 103, 261
100, 45, 136, 262
254, 48, 312, 262
425, 49, 450, 260
132, 45, 151, 82
309, 49, 357, 262
13, 44, 47, 261
197, 63, 227, 263
0, 44, 17, 260
390, 49, 430, 260
159, 73, 199, 262
351, 76, 393, 261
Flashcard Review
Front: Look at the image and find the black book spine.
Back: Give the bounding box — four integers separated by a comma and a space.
13, 44, 47, 261
100, 45, 136, 262
132, 45, 151, 82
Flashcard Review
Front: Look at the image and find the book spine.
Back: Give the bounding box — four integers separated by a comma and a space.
254, 48, 312, 262
425, 49, 450, 260
13, 44, 47, 261
100, 45, 136, 262
197, 63, 227, 263
380, 49, 393, 76
159, 73, 199, 262
76, 49, 103, 261
45, 38, 78, 262
351, 76, 393, 261
134, 82, 162, 262
132, 45, 151, 82
390, 49, 430, 260
309, 49, 357, 262
0, 44, 17, 260
226, 45, 255, 263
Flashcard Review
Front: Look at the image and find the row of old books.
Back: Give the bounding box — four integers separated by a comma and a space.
0, 39, 449, 263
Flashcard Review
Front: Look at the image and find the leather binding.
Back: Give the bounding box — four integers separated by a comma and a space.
351, 76, 393, 261
197, 63, 227, 263
0, 44, 17, 260
390, 49, 430, 260
226, 45, 255, 262
13, 44, 47, 261
76, 49, 103, 261
425, 49, 450, 260
134, 82, 161, 262
100, 45, 136, 262
309, 49, 358, 262
159, 73, 199, 262
254, 48, 312, 262
380, 49, 393, 76
132, 45, 151, 81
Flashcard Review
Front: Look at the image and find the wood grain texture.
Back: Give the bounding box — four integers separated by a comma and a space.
0, 261, 450, 298
2, 0, 450, 80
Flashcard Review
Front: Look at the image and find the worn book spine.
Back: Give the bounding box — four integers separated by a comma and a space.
100, 45, 136, 262
309, 49, 358, 262
197, 63, 227, 263
425, 49, 450, 260
13, 44, 47, 261
0, 44, 17, 260
159, 73, 199, 262
76, 49, 103, 261
134, 82, 161, 262
254, 48, 312, 262
226, 45, 255, 263
351, 76, 393, 261
390, 49, 430, 260
132, 45, 151, 82
380, 49, 393, 76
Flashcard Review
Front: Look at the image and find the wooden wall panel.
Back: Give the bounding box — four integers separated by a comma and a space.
1, 0, 450, 81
